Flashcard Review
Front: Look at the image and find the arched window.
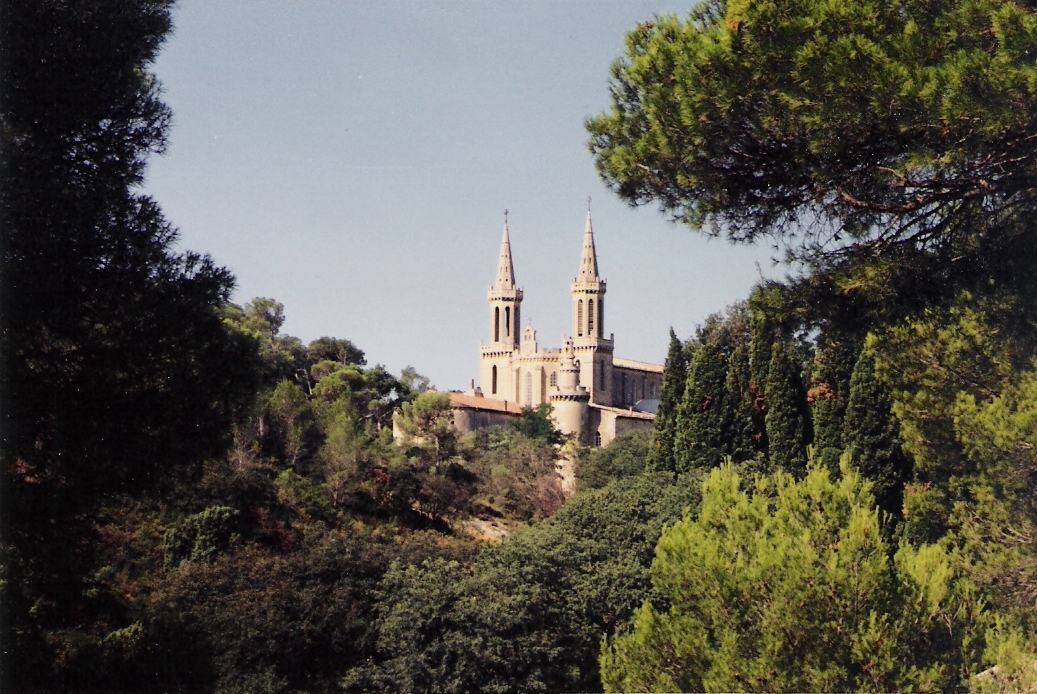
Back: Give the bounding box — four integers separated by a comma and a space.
549, 372, 557, 387
494, 307, 500, 342
588, 299, 595, 337
595, 431, 602, 447
525, 371, 533, 404
504, 306, 511, 337
598, 302, 604, 337
492, 365, 498, 394
577, 300, 584, 336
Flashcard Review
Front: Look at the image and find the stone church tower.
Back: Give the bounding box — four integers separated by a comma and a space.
467, 206, 663, 445
570, 210, 613, 407
479, 215, 522, 402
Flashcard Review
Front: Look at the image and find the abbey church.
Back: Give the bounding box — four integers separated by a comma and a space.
451, 210, 663, 446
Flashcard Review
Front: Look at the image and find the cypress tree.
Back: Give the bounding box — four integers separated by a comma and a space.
723, 338, 756, 464
647, 328, 688, 472
673, 338, 728, 473
764, 337, 808, 475
809, 334, 861, 476
843, 348, 912, 523
747, 291, 778, 459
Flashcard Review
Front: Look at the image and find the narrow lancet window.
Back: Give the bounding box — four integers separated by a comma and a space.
492, 365, 498, 394
577, 300, 583, 337
588, 299, 595, 337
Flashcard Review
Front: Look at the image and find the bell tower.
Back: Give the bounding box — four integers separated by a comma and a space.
570, 202, 614, 404
480, 211, 523, 400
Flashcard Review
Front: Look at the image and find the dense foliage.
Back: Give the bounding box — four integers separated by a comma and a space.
7, 0, 1037, 691
587, 0, 1037, 318
601, 463, 988, 692
592, 1, 1037, 690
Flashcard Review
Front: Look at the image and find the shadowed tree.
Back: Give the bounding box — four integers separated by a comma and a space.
0, 1, 258, 685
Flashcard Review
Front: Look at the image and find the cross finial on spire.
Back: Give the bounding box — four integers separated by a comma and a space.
494, 210, 516, 290
577, 203, 599, 280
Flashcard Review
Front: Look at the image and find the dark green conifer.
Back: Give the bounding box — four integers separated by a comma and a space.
723, 339, 756, 464
647, 328, 688, 472
747, 288, 781, 458
673, 339, 728, 472
843, 348, 912, 522
809, 334, 861, 475
764, 337, 808, 475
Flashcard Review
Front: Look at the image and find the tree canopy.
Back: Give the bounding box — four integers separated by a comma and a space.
601, 462, 992, 692
587, 0, 1037, 311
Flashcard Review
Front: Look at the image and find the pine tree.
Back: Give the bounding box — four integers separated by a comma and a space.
673, 339, 728, 472
843, 348, 912, 523
647, 329, 689, 472
764, 338, 808, 475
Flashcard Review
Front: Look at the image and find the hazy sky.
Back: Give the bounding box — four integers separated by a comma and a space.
146, 1, 777, 390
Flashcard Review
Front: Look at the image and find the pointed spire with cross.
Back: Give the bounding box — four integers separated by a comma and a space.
494, 209, 516, 290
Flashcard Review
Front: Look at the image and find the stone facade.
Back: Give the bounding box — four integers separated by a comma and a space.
456, 210, 662, 447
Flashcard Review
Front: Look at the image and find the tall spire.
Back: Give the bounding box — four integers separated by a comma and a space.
494, 210, 516, 290
577, 202, 599, 281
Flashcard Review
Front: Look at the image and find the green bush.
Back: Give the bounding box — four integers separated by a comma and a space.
163, 505, 241, 567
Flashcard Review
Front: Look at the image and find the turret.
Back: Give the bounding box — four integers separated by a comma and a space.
550, 337, 590, 443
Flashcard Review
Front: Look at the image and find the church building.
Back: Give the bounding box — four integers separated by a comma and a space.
451, 209, 662, 446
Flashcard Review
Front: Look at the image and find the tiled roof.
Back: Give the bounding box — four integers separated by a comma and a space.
449, 392, 523, 414
612, 357, 664, 374
588, 403, 656, 420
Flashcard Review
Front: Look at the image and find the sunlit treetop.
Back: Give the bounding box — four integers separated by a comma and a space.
588, 0, 1037, 312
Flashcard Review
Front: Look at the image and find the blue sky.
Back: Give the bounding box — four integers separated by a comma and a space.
145, 1, 777, 390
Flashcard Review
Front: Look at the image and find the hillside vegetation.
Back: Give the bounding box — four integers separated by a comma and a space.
5, 0, 1037, 692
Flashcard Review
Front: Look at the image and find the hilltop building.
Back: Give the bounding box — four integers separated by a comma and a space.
451, 209, 662, 446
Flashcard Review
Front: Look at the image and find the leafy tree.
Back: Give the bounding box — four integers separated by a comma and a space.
578, 430, 652, 491
465, 431, 564, 522
871, 294, 1030, 544
156, 533, 402, 692
587, 0, 1037, 315
307, 335, 366, 367
348, 471, 705, 693
647, 329, 689, 472
163, 506, 242, 568
764, 336, 809, 474
518, 403, 564, 445
872, 296, 1037, 622
265, 380, 315, 467
395, 391, 458, 464
398, 365, 431, 395
600, 462, 994, 693
226, 298, 308, 386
